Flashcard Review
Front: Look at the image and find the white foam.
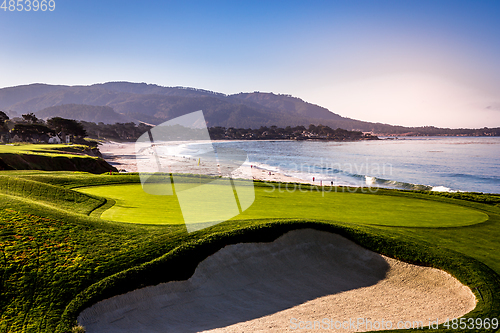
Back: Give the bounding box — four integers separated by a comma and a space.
431, 186, 455, 192
365, 176, 376, 185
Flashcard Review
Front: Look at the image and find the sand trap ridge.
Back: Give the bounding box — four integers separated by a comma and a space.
78, 229, 475, 332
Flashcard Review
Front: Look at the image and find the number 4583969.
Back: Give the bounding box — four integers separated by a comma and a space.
1, 0, 55, 11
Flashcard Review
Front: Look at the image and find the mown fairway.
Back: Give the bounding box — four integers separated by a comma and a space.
77, 182, 488, 227
0, 170, 499, 333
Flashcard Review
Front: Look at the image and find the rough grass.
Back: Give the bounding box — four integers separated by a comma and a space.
0, 194, 187, 332
0, 171, 499, 333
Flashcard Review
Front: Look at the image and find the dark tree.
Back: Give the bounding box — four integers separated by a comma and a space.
47, 117, 87, 137
22, 113, 39, 124
293, 125, 306, 132
80, 121, 153, 141
0, 111, 9, 122
11, 123, 54, 138
0, 111, 9, 133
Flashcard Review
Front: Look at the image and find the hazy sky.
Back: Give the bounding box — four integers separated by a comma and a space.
1, 0, 499, 128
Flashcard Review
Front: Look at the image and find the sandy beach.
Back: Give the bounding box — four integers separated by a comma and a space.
99, 141, 310, 184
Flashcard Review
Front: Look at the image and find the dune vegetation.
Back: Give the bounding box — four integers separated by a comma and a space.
0, 170, 499, 332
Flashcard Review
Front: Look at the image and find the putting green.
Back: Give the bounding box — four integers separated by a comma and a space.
77, 182, 488, 227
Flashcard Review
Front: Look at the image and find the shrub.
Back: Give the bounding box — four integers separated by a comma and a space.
71, 325, 86, 333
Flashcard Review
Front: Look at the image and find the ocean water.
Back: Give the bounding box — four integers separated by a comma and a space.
209, 137, 500, 194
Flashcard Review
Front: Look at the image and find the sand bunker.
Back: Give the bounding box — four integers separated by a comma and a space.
78, 229, 475, 332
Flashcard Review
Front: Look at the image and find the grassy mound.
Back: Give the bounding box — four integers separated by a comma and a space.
0, 171, 499, 333
0, 144, 117, 174
0, 176, 105, 215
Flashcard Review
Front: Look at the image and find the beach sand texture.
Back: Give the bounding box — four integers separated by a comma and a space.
78, 229, 475, 333
99, 141, 308, 184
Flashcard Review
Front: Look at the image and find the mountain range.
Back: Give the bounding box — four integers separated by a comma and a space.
0, 82, 497, 135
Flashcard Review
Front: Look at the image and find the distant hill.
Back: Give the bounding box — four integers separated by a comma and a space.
0, 83, 67, 110
0, 82, 498, 136
37, 104, 134, 124
0, 82, 371, 129
231, 92, 344, 121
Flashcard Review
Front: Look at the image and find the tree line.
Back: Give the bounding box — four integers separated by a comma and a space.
80, 121, 152, 141
208, 124, 378, 141
0, 112, 378, 143
4, 111, 496, 144
84, 123, 379, 141
381, 126, 500, 137
0, 111, 87, 143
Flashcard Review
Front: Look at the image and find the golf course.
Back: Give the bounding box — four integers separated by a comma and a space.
1, 167, 500, 332
0, 144, 116, 174
77, 181, 488, 228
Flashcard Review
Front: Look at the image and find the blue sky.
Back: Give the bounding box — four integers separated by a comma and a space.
1, 0, 499, 127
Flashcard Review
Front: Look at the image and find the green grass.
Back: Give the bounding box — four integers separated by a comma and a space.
77, 182, 488, 227
0, 171, 499, 333
0, 144, 92, 157
0, 191, 187, 332
0, 144, 116, 174
0, 176, 105, 215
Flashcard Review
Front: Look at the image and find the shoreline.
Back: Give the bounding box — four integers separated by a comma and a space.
99, 141, 316, 185
98, 140, 499, 194
97, 141, 433, 191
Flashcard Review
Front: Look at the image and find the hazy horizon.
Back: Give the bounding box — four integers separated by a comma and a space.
1, 0, 499, 128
